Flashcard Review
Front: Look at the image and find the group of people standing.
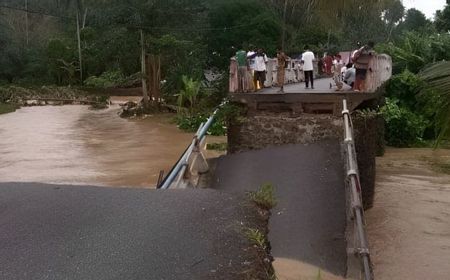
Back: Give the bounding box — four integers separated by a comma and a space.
235, 48, 269, 93
233, 46, 317, 93
326, 41, 376, 92
232, 41, 375, 93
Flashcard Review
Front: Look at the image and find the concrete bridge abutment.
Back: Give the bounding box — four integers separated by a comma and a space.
227, 93, 383, 210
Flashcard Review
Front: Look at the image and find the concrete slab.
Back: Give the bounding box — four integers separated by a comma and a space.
230, 78, 382, 115
258, 78, 352, 94
211, 141, 347, 277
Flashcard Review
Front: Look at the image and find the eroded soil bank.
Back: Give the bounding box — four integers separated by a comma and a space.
366, 148, 450, 280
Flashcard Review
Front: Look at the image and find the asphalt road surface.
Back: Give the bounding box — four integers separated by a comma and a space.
1, 141, 348, 279
0, 183, 258, 280
211, 141, 347, 276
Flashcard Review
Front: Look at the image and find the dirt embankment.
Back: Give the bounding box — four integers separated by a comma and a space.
366, 148, 450, 280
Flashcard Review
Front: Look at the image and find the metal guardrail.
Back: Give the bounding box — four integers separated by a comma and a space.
342, 99, 373, 280
158, 101, 227, 190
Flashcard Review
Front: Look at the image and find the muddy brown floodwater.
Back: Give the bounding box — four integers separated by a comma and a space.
366, 148, 450, 280
0, 99, 194, 187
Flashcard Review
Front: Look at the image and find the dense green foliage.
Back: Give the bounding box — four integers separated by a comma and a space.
0, 103, 18, 115
381, 98, 429, 147
1, 0, 449, 143
0, 0, 424, 87
378, 18, 450, 147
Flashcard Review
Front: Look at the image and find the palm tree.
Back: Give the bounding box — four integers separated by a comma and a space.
419, 61, 450, 145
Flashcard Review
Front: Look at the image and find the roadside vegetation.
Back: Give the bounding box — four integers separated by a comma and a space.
206, 142, 227, 151
376, 14, 450, 148
0, 103, 18, 115
242, 183, 278, 280
249, 183, 278, 211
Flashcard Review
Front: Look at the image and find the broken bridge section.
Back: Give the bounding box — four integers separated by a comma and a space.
211, 141, 348, 277
210, 53, 393, 278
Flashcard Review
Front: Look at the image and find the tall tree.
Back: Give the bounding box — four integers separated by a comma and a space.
399, 8, 430, 32
383, 0, 405, 41
435, 0, 450, 32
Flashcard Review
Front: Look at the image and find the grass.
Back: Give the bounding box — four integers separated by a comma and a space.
243, 183, 278, 280
0, 103, 18, 115
249, 183, 277, 210
245, 228, 267, 250
206, 142, 227, 151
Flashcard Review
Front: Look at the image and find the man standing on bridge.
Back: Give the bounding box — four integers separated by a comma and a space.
352, 41, 375, 92
235, 48, 249, 93
277, 49, 289, 93
250, 48, 269, 91
302, 46, 315, 89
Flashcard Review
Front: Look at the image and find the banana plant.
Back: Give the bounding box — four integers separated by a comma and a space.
177, 75, 201, 115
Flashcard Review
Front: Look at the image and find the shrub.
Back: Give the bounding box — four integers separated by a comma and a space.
381, 98, 428, 147
385, 70, 424, 109
85, 70, 126, 88
0, 103, 18, 115
175, 114, 226, 136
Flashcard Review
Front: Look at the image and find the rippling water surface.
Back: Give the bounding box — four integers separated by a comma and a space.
0, 101, 193, 187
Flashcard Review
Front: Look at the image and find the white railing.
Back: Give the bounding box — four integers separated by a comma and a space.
342, 99, 373, 280
158, 102, 226, 189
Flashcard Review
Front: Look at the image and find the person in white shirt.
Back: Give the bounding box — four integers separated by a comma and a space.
341, 64, 347, 76
249, 48, 268, 91
247, 48, 256, 89
344, 63, 356, 88
301, 46, 315, 89
332, 54, 344, 90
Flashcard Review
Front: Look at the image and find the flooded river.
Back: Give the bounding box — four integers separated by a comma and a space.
366, 148, 450, 279
0, 100, 194, 187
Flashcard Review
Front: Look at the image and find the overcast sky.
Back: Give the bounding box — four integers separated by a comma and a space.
403, 0, 447, 18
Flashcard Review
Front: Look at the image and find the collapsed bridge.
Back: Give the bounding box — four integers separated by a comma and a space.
162, 53, 392, 279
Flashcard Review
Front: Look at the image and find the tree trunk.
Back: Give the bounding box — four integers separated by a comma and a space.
281, 0, 288, 51
25, 0, 29, 46
140, 29, 149, 105
76, 12, 83, 84
148, 54, 161, 103
82, 8, 88, 28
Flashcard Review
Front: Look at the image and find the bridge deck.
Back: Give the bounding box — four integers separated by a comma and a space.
211, 141, 347, 277
230, 79, 381, 115
258, 77, 353, 94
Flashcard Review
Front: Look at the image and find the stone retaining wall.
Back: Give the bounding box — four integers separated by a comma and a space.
228, 113, 343, 153
228, 110, 381, 210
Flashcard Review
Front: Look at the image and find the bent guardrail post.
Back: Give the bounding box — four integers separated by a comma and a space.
342, 99, 374, 280
159, 101, 227, 190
